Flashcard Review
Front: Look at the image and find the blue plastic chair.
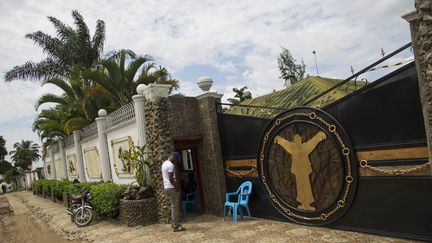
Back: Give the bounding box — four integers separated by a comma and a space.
224, 181, 252, 224
182, 192, 197, 215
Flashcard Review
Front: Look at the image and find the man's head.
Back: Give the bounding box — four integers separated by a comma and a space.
169, 151, 181, 163
293, 134, 302, 144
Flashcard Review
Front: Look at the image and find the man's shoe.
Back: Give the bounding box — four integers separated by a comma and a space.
173, 226, 186, 232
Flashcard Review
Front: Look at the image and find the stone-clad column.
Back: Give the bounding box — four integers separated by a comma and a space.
49, 145, 57, 180
73, 131, 86, 182
96, 109, 112, 181
143, 84, 173, 223
196, 91, 226, 216
403, 1, 432, 172
58, 140, 68, 179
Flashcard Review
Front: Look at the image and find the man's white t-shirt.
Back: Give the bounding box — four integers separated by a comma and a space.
161, 160, 175, 189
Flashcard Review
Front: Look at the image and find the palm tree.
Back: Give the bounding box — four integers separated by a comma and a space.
5, 10, 105, 81
85, 49, 180, 107
35, 66, 112, 123
9, 140, 41, 170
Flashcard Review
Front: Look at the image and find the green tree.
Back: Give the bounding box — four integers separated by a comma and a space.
34, 66, 112, 134
0, 136, 7, 161
0, 161, 13, 175
277, 47, 306, 86
5, 10, 105, 81
227, 86, 253, 105
85, 49, 179, 107
9, 140, 41, 170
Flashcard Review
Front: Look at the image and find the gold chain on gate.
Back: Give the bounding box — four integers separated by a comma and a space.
359, 159, 431, 175
226, 166, 257, 178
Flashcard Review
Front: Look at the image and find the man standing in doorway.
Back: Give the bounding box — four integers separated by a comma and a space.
162, 152, 185, 232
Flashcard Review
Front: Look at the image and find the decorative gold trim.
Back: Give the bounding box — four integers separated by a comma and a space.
356, 147, 428, 161
259, 111, 354, 222
226, 166, 257, 178
83, 146, 101, 179
111, 136, 133, 176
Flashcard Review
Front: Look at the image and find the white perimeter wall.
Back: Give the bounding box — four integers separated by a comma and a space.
80, 136, 102, 182
106, 122, 138, 185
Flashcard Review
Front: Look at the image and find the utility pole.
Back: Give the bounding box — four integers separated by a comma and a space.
312, 50, 319, 76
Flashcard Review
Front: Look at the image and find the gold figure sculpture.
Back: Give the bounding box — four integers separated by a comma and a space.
274, 131, 326, 210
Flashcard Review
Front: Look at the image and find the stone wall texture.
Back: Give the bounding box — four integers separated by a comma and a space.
119, 198, 157, 227
145, 94, 226, 221
412, 0, 432, 163
168, 96, 203, 138
196, 96, 227, 216
144, 98, 174, 223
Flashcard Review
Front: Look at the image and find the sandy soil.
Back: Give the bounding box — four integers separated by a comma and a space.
0, 194, 79, 243
0, 192, 415, 243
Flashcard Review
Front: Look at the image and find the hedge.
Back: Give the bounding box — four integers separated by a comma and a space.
34, 179, 126, 217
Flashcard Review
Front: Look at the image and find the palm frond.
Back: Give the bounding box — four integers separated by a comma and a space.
5, 58, 66, 81
42, 78, 74, 97
35, 94, 67, 110
91, 20, 105, 61
126, 55, 153, 83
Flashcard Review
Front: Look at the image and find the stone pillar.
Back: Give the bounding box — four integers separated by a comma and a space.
58, 140, 68, 179
96, 109, 112, 181
403, 1, 432, 171
133, 84, 147, 146
196, 91, 227, 216
73, 131, 86, 182
49, 145, 57, 180
143, 84, 173, 223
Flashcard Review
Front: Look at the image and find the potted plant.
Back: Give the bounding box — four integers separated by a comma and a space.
118, 143, 157, 226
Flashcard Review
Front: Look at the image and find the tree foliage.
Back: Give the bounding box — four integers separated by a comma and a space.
5, 10, 105, 82
277, 47, 306, 86
0, 136, 7, 161
227, 86, 253, 105
9, 140, 41, 170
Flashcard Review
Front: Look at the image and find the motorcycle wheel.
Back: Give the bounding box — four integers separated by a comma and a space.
73, 208, 94, 227
69, 205, 79, 222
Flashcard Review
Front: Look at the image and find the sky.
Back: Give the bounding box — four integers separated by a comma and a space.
0, 0, 415, 166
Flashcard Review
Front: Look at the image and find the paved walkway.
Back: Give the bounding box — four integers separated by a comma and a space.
1, 192, 414, 242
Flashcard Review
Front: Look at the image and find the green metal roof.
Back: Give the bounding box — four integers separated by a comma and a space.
225, 76, 366, 118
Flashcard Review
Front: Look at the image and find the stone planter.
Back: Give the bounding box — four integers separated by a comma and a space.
119, 197, 157, 227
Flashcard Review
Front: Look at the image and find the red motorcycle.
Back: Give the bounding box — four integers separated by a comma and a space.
66, 188, 94, 227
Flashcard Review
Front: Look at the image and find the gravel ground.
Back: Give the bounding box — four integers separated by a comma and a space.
0, 191, 415, 243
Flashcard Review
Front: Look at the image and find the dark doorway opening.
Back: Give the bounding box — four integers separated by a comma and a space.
174, 136, 205, 214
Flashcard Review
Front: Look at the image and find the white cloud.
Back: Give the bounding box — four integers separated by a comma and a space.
0, 0, 415, 152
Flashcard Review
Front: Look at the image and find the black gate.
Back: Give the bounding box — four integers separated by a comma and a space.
217, 62, 432, 241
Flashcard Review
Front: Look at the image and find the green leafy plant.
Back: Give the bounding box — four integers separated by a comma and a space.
119, 143, 153, 187
90, 182, 126, 217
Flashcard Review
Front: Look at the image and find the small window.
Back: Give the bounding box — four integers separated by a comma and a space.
182, 149, 193, 171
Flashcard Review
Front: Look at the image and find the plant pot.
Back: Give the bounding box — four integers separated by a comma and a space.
119, 197, 157, 227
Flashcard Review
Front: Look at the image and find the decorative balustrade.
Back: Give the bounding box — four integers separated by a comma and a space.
106, 102, 136, 128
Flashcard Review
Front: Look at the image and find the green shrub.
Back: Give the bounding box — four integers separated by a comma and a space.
63, 182, 94, 197
90, 182, 127, 217
52, 179, 73, 197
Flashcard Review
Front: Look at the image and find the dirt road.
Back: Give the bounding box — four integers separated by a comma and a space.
0, 194, 79, 243
0, 192, 413, 243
